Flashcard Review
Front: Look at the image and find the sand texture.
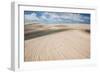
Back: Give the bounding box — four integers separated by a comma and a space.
24, 24, 90, 61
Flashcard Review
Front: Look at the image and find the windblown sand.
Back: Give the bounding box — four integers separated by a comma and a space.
24, 24, 90, 61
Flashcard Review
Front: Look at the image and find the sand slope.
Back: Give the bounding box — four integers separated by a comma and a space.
24, 24, 90, 61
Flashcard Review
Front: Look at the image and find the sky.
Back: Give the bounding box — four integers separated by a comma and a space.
24, 11, 90, 25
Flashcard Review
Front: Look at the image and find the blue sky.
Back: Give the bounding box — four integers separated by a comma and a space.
24, 11, 90, 25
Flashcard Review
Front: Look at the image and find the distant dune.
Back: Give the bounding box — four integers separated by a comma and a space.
24, 24, 90, 61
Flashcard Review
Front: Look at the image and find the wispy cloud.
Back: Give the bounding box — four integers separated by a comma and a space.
24, 11, 90, 25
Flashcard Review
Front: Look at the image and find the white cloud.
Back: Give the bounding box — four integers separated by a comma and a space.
24, 11, 90, 24
25, 13, 39, 21
24, 13, 40, 24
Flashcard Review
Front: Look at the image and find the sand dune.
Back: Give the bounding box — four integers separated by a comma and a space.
24, 24, 90, 61
24, 24, 90, 34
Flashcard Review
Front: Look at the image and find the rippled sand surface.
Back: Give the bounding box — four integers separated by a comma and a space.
24, 24, 90, 61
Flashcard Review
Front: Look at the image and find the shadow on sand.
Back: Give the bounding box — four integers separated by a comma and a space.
25, 28, 90, 40
25, 29, 69, 40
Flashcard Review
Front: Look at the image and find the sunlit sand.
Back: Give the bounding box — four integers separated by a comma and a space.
24, 24, 90, 61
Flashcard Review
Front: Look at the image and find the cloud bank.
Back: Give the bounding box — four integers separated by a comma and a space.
24, 11, 90, 25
